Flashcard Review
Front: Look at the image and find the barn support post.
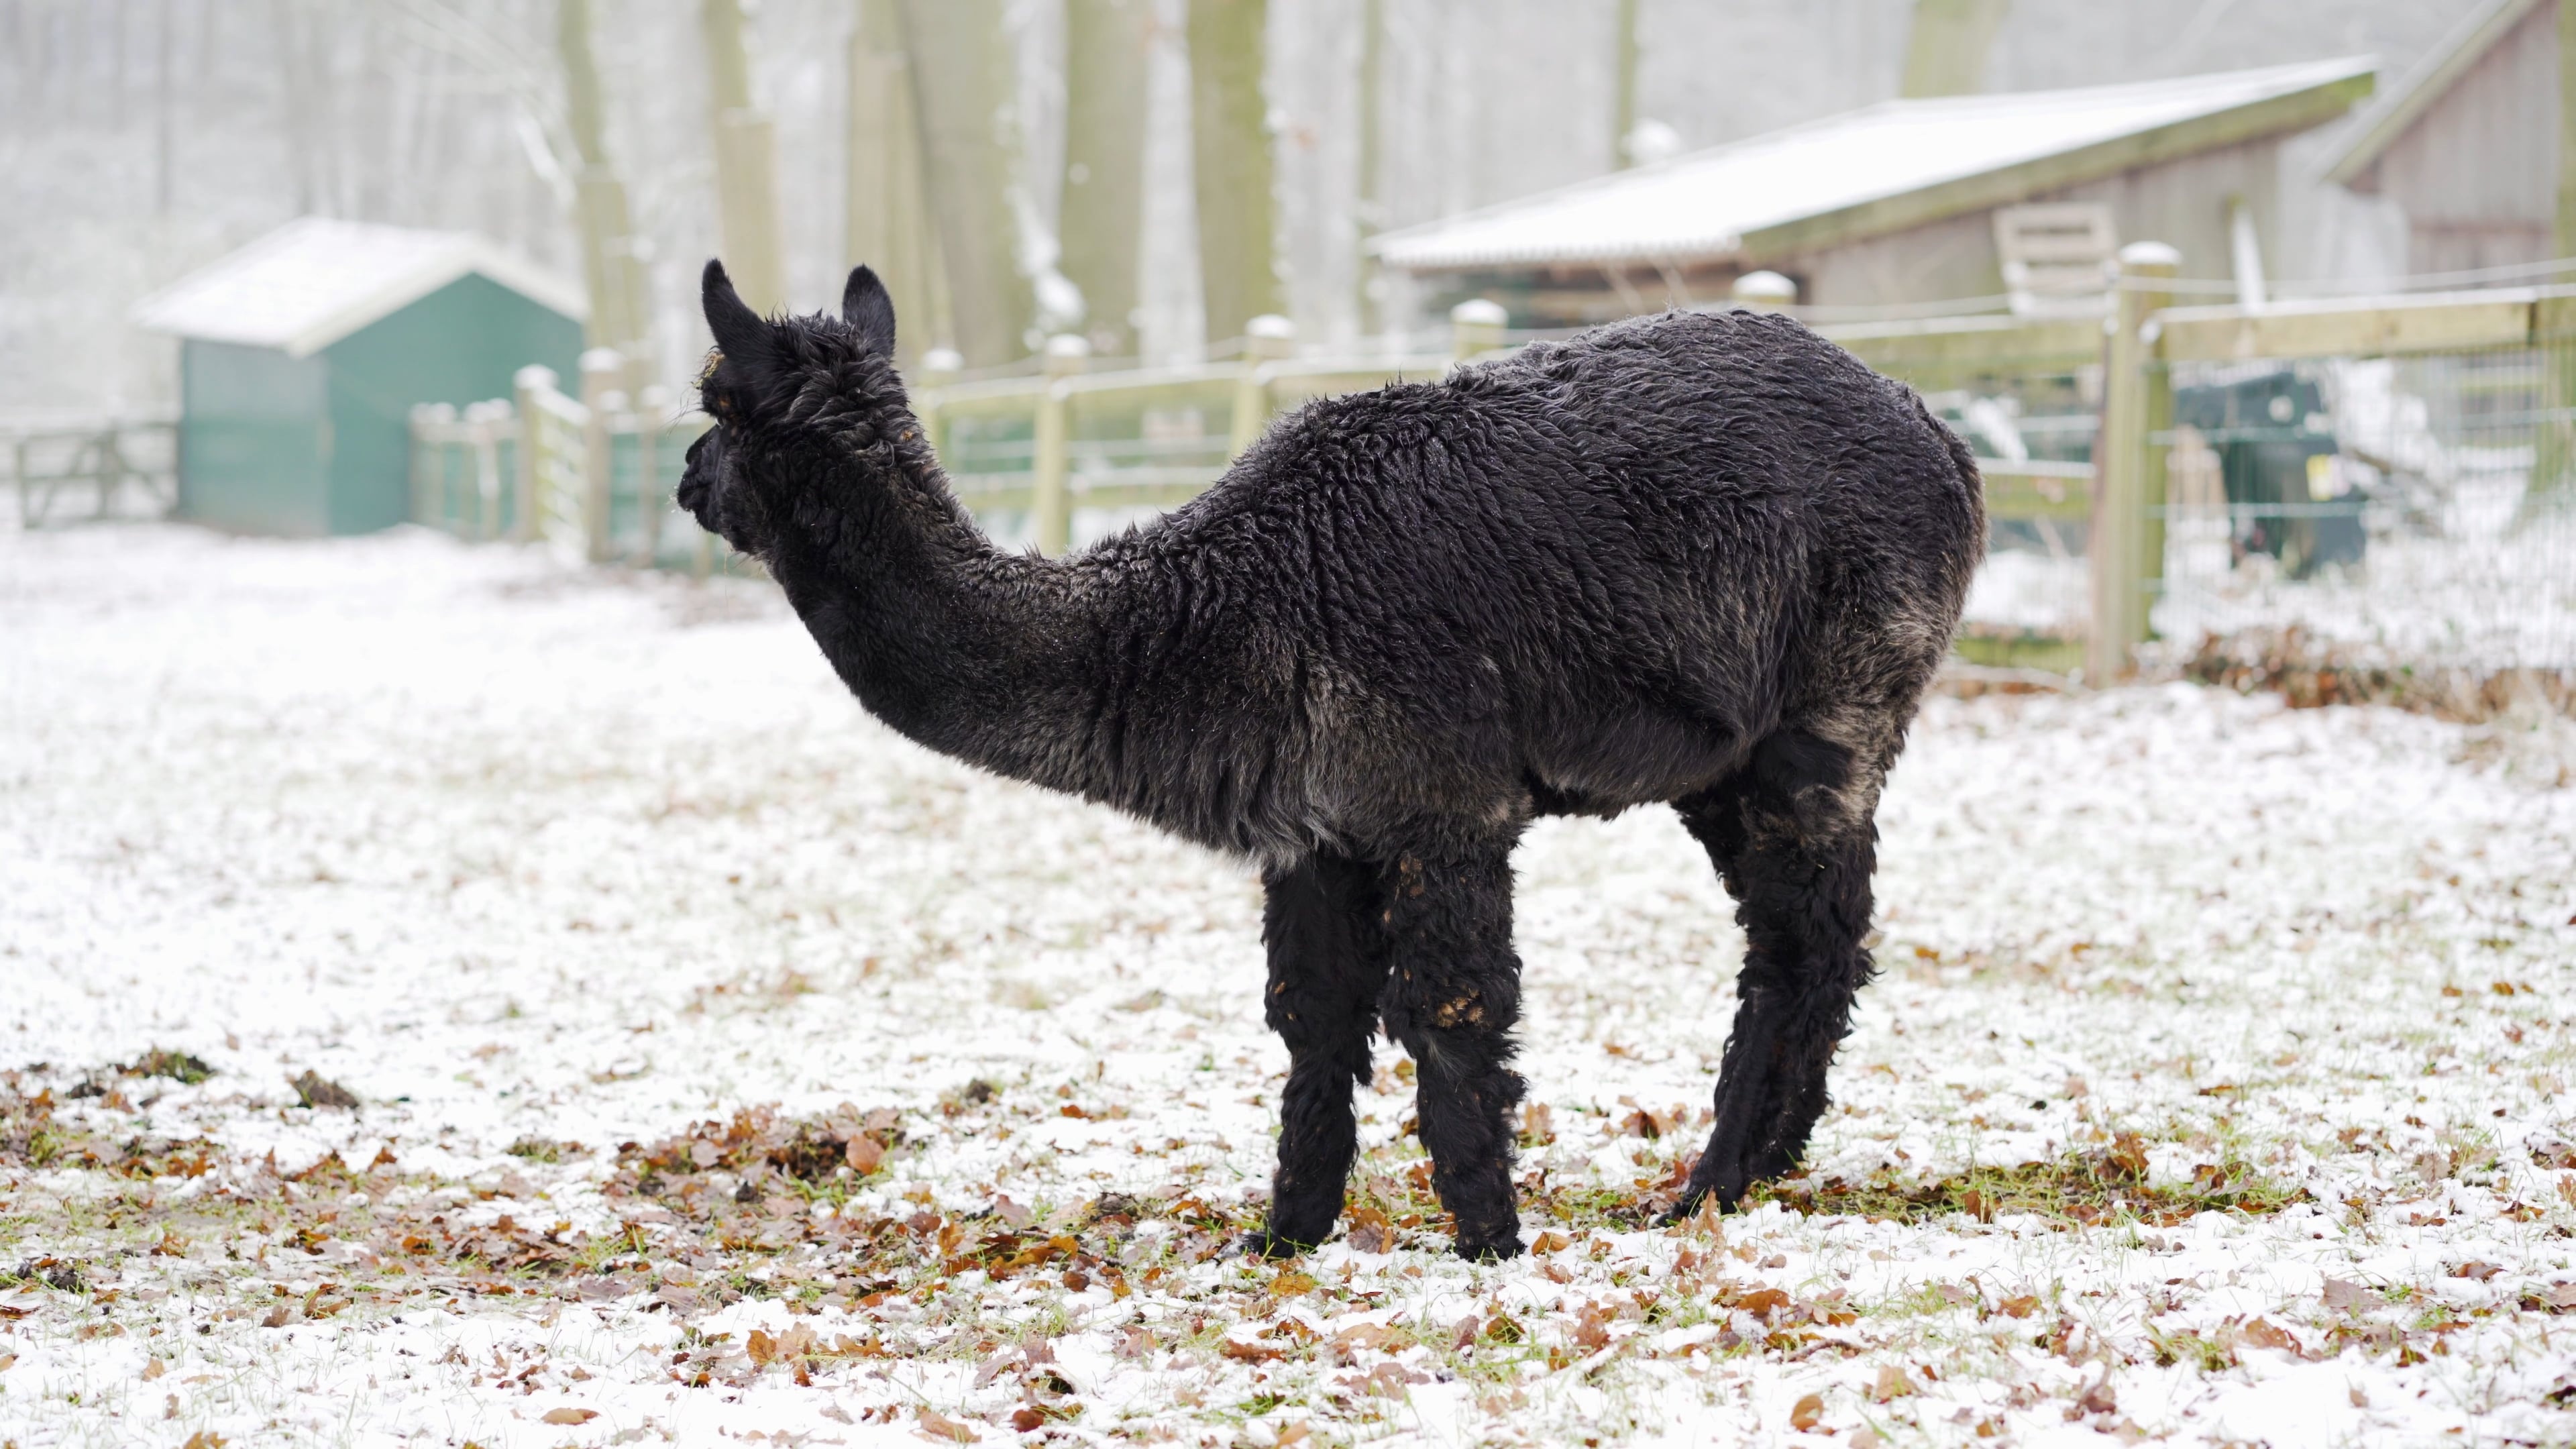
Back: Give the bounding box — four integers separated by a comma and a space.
579, 348, 622, 564
1031, 334, 1090, 556
2090, 241, 2178, 682
1228, 315, 1297, 456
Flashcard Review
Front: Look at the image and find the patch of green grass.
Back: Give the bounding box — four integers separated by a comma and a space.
1751, 1136, 2307, 1228
126, 1049, 217, 1086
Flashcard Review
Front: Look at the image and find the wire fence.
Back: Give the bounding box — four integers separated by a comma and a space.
2151, 337, 2575, 678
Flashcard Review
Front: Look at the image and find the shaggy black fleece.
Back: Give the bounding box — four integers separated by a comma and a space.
680, 261, 1984, 1259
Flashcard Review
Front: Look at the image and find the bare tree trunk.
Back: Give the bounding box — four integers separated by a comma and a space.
1899, 0, 2009, 99
1186, 0, 1281, 345
847, 0, 949, 366
1353, 0, 1383, 337
1059, 0, 1152, 356
898, 0, 1035, 368
559, 0, 651, 362
702, 0, 789, 315
155, 0, 172, 214
1611, 0, 1638, 168
270, 0, 314, 215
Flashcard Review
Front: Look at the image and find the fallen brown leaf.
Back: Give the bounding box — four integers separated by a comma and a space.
142, 1358, 166, 1381
1997, 1295, 2039, 1319
541, 1407, 598, 1425
288, 1071, 359, 1111
2240, 1318, 2302, 1355
1871, 1364, 1916, 1402
916, 1407, 976, 1443
1789, 1393, 1824, 1431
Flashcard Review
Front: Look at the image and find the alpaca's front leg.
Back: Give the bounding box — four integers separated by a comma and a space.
1249, 851, 1389, 1258
1377, 846, 1527, 1260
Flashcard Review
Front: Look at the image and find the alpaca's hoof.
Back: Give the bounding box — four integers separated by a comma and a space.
1454, 1234, 1525, 1263
1240, 1228, 1317, 1261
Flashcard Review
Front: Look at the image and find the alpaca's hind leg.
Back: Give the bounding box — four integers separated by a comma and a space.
1377, 845, 1528, 1260
1248, 849, 1389, 1258
1670, 728, 1882, 1218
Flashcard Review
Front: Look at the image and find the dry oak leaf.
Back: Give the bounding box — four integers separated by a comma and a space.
845, 1135, 887, 1175
1871, 1364, 1917, 1402
2321, 1278, 2373, 1311
1790, 1393, 1825, 1431
1996, 1295, 2040, 1319
541, 1408, 598, 1425
916, 1407, 977, 1443
2239, 1318, 2303, 1355
182, 1435, 227, 1449
1271, 1270, 1319, 1297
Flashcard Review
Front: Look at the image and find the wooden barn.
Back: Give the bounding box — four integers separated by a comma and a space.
134, 219, 584, 537
2320, 0, 2573, 276
1371, 59, 2375, 327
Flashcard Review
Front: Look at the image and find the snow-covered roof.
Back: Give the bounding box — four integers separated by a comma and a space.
2318, 0, 2545, 185
133, 217, 586, 358
1373, 58, 2376, 273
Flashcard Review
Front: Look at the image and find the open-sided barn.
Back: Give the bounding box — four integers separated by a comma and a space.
1372, 59, 2376, 326
2320, 0, 2571, 277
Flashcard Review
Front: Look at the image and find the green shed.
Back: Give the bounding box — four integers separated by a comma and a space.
133, 218, 586, 536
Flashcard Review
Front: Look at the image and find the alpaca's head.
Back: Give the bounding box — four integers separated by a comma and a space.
677, 259, 907, 557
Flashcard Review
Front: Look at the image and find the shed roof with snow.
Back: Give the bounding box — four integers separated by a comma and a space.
136, 217, 587, 358
1373, 59, 2376, 324
133, 219, 584, 536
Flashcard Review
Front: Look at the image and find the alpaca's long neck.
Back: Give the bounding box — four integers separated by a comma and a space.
759, 427, 1114, 799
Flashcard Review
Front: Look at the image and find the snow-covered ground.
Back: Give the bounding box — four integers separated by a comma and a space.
3, 524, 2573, 1448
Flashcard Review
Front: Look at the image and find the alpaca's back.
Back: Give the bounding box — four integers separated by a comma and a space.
1083, 307, 1982, 845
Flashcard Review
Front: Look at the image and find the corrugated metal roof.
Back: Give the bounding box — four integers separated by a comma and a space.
1374, 58, 2377, 272
132, 217, 586, 358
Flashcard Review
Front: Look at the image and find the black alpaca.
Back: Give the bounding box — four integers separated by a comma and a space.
679, 261, 1984, 1260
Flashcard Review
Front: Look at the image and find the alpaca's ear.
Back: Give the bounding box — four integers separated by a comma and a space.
843, 265, 897, 356
701, 259, 779, 379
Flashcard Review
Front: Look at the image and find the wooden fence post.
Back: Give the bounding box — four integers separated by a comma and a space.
579, 348, 623, 564
635, 384, 670, 568
1731, 271, 1798, 313
1228, 314, 1296, 455
1451, 298, 1506, 360
2090, 241, 2178, 682
512, 365, 555, 545
916, 347, 963, 460
1032, 333, 1090, 555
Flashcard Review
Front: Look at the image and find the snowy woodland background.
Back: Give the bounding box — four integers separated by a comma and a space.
0, 0, 2485, 417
